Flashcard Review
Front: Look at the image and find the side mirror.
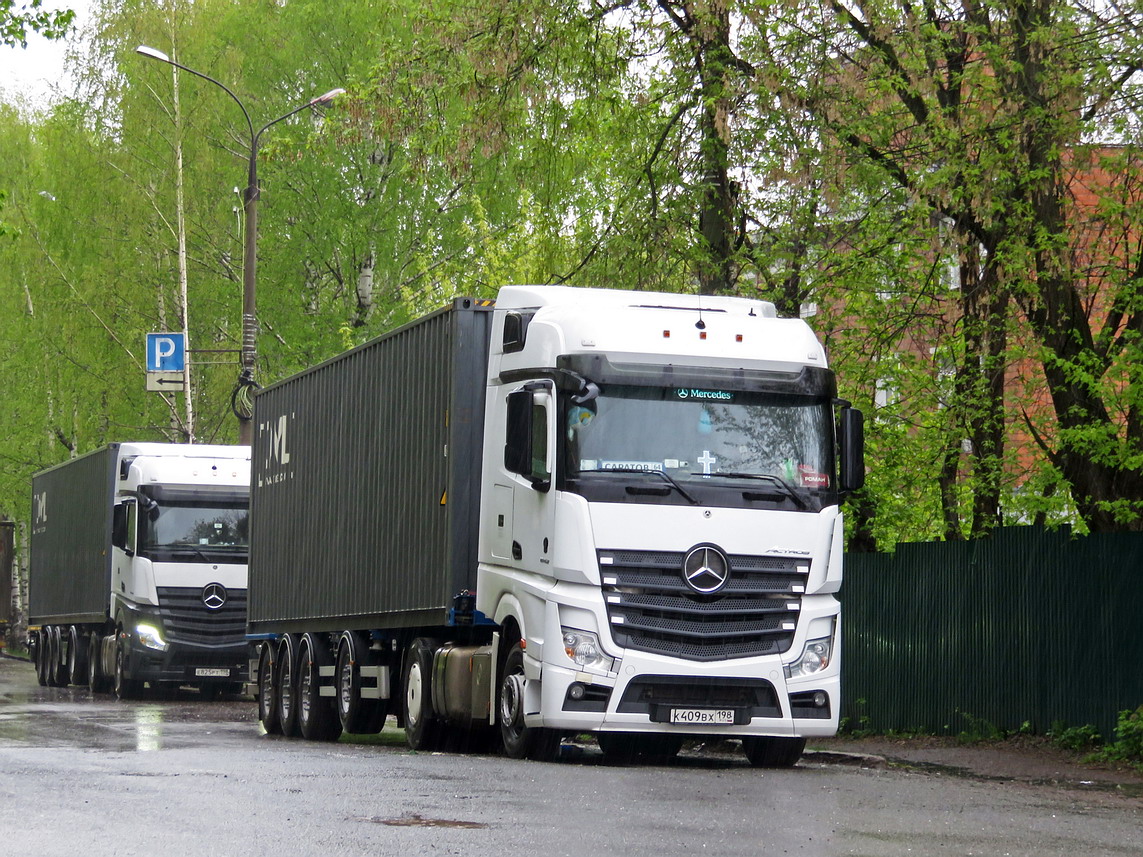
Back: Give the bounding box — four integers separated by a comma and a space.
839, 407, 865, 493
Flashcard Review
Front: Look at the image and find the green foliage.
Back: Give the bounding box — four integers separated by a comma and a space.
1092, 706, 1143, 764
1048, 721, 1103, 753
0, 0, 74, 49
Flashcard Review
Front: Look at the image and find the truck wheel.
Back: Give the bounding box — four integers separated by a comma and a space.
88, 633, 110, 693
257, 643, 281, 735
741, 736, 805, 768
336, 632, 384, 734
114, 639, 142, 700
276, 635, 301, 737
34, 630, 48, 686
298, 634, 342, 742
597, 732, 683, 764
402, 638, 441, 751
56, 626, 72, 687
45, 626, 61, 687
67, 626, 89, 688
498, 641, 562, 762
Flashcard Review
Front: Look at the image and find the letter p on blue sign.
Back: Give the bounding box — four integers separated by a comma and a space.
147, 332, 186, 372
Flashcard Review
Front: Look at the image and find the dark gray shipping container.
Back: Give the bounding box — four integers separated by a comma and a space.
248, 298, 495, 635
29, 445, 119, 625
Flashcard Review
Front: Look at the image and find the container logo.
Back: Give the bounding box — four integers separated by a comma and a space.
202, 582, 228, 611
33, 491, 47, 525
258, 413, 294, 487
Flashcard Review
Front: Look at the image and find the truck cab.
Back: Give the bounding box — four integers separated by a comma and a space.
477, 287, 863, 762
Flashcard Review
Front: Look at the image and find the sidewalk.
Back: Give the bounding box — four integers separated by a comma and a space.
808, 734, 1143, 796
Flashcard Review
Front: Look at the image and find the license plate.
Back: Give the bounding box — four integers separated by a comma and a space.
669, 708, 734, 725
194, 668, 231, 678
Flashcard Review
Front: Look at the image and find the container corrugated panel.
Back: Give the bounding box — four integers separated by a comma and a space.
29, 445, 117, 624
248, 298, 494, 635
841, 526, 1143, 739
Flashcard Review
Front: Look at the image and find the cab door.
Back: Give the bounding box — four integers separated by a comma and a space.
502, 382, 558, 574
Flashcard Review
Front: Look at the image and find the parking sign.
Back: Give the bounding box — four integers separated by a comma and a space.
146, 333, 186, 372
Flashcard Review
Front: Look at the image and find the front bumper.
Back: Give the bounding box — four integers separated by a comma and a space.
123, 635, 251, 685
119, 604, 251, 685
532, 653, 838, 737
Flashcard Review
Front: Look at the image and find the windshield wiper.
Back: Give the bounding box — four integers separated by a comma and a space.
581, 467, 700, 505
694, 471, 808, 510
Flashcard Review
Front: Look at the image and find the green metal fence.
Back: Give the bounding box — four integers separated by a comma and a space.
840, 526, 1143, 738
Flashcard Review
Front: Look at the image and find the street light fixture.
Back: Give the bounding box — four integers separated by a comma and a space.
136, 45, 344, 444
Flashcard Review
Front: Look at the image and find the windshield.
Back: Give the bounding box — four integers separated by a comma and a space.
564, 384, 835, 508
139, 498, 249, 561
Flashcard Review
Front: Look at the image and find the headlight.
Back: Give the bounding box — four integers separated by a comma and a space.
784, 635, 833, 679
136, 623, 169, 652
561, 628, 614, 675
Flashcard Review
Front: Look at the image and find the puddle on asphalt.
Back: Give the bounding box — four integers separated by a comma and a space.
355, 814, 488, 829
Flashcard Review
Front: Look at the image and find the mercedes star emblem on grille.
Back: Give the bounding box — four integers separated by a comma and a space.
202, 582, 228, 610
683, 545, 730, 594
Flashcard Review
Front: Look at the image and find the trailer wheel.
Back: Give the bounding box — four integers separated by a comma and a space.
88, 632, 110, 693
298, 634, 341, 742
257, 643, 281, 735
276, 635, 301, 737
498, 641, 562, 762
336, 632, 385, 734
402, 638, 441, 751
113, 638, 142, 700
45, 626, 62, 687
67, 626, 89, 688
56, 626, 72, 687
741, 736, 805, 768
34, 629, 48, 687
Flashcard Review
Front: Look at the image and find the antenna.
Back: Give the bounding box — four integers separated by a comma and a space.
696, 294, 706, 330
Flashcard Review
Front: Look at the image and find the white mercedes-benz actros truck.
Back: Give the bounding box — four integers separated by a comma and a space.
29, 443, 251, 699
249, 286, 863, 766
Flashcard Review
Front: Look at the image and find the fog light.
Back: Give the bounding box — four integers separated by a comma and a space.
813, 690, 828, 708
568, 682, 586, 701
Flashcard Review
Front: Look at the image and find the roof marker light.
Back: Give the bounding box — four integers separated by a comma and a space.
663, 330, 671, 338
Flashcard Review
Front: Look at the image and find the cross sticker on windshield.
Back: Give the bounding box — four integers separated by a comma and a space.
697, 450, 716, 475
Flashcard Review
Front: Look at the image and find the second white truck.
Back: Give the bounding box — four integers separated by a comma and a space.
29, 443, 251, 698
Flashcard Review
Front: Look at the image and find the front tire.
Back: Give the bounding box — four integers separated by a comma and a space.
742, 736, 805, 768
498, 641, 561, 761
113, 638, 142, 700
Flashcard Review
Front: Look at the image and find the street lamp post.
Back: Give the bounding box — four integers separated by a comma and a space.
137, 45, 343, 444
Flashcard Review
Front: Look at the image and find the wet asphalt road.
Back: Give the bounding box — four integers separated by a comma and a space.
0, 655, 1139, 857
